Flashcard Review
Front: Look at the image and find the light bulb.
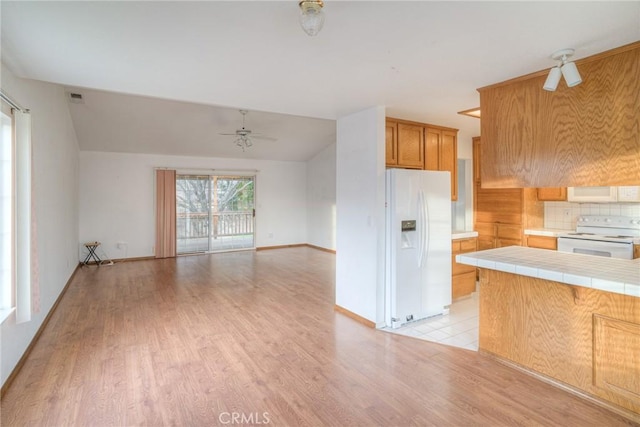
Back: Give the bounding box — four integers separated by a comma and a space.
543, 66, 562, 92
561, 61, 582, 87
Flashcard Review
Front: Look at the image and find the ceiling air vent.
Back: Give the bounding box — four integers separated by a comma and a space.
67, 92, 84, 104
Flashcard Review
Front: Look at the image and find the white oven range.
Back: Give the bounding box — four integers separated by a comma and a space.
557, 215, 640, 260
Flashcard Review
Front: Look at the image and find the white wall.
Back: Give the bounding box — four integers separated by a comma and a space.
335, 106, 386, 326
306, 142, 336, 250
457, 130, 474, 160
1, 66, 80, 387
79, 151, 307, 259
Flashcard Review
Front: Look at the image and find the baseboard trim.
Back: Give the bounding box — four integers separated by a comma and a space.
305, 244, 336, 254
81, 255, 156, 266
334, 304, 375, 328
256, 243, 306, 251
479, 349, 640, 423
256, 243, 336, 254
1, 264, 81, 397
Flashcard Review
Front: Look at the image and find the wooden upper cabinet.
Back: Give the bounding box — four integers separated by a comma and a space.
478, 41, 640, 188
440, 130, 458, 201
385, 120, 398, 166
425, 126, 458, 201
424, 127, 440, 171
396, 123, 424, 169
385, 118, 458, 200
537, 187, 567, 201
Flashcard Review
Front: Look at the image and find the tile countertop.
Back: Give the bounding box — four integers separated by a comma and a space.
456, 246, 640, 298
523, 228, 572, 237
452, 230, 479, 240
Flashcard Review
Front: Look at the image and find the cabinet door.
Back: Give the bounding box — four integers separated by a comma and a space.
496, 238, 522, 247
477, 237, 495, 251
527, 235, 557, 250
460, 238, 477, 252
397, 123, 424, 168
473, 137, 481, 183
537, 187, 567, 201
475, 188, 523, 225
496, 224, 522, 247
475, 222, 496, 250
452, 272, 477, 299
385, 121, 398, 166
424, 127, 440, 171
425, 127, 458, 200
440, 130, 458, 201
496, 224, 522, 240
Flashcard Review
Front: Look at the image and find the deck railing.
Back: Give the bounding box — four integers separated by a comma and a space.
177, 211, 253, 239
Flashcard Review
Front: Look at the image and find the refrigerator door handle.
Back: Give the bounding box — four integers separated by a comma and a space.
418, 190, 428, 267
423, 191, 430, 265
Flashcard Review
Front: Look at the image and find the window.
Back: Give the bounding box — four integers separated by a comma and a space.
0, 110, 12, 316
176, 174, 255, 253
0, 97, 32, 324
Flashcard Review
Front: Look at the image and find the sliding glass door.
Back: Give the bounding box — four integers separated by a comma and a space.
176, 174, 255, 254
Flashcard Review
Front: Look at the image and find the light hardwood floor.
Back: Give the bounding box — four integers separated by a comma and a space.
1, 247, 634, 426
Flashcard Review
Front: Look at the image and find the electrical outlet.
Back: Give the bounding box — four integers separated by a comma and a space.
268, 233, 274, 238
117, 241, 128, 249
563, 209, 571, 218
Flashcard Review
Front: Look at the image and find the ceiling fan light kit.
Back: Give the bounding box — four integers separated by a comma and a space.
299, 0, 325, 36
236, 135, 252, 151
543, 48, 582, 91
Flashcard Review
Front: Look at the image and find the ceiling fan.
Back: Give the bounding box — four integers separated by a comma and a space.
219, 110, 277, 151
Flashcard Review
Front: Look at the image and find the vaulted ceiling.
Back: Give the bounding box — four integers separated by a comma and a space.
2, 1, 639, 161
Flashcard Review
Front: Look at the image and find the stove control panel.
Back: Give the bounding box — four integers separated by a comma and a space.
576, 216, 640, 230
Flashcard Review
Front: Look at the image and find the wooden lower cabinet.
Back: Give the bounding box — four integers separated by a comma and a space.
479, 269, 640, 416
452, 238, 477, 299
635, 245, 640, 259
474, 221, 527, 249
526, 235, 558, 250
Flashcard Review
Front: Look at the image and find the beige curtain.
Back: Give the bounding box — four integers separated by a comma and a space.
155, 169, 176, 258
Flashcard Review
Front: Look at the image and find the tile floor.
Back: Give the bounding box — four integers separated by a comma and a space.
384, 292, 479, 351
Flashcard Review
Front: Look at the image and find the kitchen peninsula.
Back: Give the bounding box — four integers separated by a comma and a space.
457, 247, 640, 419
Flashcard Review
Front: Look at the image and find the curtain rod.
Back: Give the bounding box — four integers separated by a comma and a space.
155, 167, 259, 173
0, 90, 28, 113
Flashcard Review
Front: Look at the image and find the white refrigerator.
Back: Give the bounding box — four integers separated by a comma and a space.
385, 168, 452, 329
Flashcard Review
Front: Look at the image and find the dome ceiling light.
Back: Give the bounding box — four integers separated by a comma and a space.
299, 0, 325, 37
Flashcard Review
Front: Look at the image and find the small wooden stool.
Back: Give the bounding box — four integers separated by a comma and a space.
83, 242, 102, 266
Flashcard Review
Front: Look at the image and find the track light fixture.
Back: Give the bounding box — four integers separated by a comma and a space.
543, 48, 582, 91
299, 0, 325, 36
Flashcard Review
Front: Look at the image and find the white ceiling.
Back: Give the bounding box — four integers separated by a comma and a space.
2, 1, 639, 161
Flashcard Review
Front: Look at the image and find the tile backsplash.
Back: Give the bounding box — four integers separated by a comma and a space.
544, 202, 640, 230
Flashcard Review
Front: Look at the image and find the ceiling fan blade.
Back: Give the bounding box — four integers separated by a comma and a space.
218, 133, 238, 136
251, 135, 277, 142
